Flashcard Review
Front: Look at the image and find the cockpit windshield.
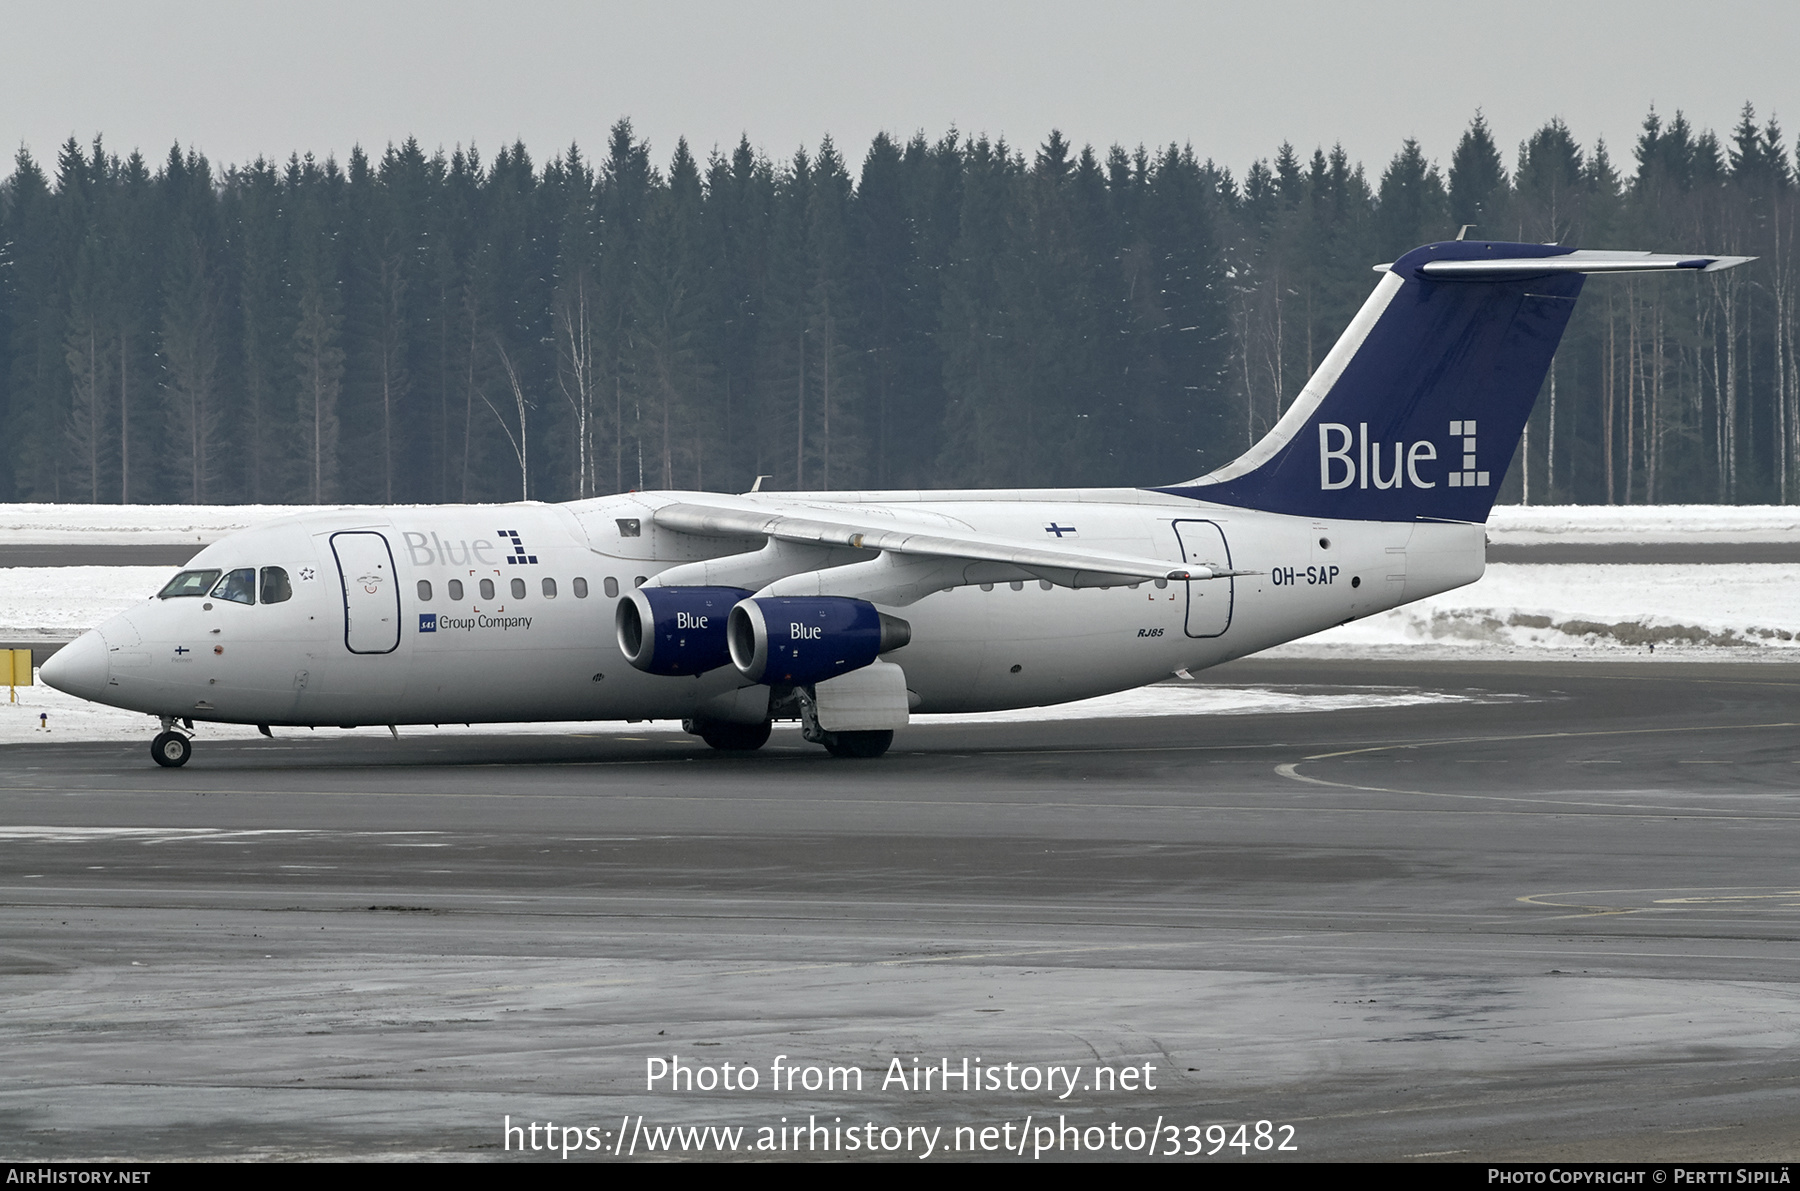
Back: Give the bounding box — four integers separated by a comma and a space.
158, 569, 222, 599
211, 569, 256, 605
158, 566, 292, 603
260, 567, 292, 604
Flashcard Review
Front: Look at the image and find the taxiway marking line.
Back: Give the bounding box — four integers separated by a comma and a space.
1521, 886, 1800, 911
1274, 720, 1800, 812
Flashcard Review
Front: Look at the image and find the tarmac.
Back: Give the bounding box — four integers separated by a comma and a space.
1, 656, 1796, 1160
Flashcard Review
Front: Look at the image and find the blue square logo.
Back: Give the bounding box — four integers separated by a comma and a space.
418, 613, 437, 633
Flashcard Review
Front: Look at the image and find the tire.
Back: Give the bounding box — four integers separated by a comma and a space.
151, 731, 192, 768
822, 730, 892, 759
697, 719, 773, 751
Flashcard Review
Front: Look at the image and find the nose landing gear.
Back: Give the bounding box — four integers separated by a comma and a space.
151, 717, 193, 767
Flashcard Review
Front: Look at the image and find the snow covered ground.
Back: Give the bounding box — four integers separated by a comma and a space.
0, 503, 345, 546
1284, 562, 1800, 656
1484, 504, 1800, 545
0, 566, 167, 642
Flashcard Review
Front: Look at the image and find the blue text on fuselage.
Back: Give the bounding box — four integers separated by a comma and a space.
402, 531, 501, 567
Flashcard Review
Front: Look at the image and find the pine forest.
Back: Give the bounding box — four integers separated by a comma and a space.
2, 107, 1796, 508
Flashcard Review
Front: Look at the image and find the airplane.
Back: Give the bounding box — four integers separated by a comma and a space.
40, 239, 1749, 767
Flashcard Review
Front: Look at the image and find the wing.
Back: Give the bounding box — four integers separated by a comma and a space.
641, 500, 1245, 606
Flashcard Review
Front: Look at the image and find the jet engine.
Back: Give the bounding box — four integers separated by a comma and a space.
727, 596, 911, 686
615, 585, 753, 676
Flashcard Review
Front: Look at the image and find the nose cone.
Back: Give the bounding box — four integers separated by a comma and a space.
41, 631, 110, 701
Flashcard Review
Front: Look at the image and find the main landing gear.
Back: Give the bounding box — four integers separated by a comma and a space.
686, 682, 898, 760
820, 730, 893, 759
684, 718, 773, 751
684, 717, 892, 757
151, 717, 193, 767
795, 688, 893, 759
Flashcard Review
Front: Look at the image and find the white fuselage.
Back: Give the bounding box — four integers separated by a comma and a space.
52, 489, 1484, 727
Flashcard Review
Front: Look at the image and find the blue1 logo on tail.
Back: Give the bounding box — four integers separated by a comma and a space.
1318, 420, 1487, 491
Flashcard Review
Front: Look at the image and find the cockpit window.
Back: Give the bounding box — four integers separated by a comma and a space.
159, 569, 221, 599
260, 566, 293, 604
211, 569, 256, 605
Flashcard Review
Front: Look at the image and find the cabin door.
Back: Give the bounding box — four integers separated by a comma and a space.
1173, 519, 1234, 639
331, 531, 401, 654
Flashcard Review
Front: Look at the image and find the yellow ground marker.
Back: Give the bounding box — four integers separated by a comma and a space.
7, 648, 31, 704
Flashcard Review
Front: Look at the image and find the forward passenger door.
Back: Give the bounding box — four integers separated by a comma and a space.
331, 531, 401, 654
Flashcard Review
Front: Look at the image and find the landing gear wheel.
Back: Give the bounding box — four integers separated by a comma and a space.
695, 719, 773, 751
151, 731, 192, 768
822, 730, 893, 759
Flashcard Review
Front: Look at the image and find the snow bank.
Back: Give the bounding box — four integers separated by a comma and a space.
1484, 504, 1800, 545
0, 567, 168, 640
0, 503, 368, 545
1284, 562, 1800, 655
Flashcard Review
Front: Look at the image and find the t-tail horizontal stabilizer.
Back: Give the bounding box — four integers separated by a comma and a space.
1409, 249, 1755, 279
1163, 240, 1753, 523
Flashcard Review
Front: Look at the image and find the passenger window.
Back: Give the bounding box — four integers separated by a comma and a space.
634, 575, 646, 588
511, 577, 526, 599
260, 566, 293, 604
210, 569, 256, 605
448, 579, 464, 601
479, 579, 495, 600
573, 577, 589, 598
159, 569, 221, 599
542, 577, 557, 598
417, 580, 432, 601
603, 577, 618, 598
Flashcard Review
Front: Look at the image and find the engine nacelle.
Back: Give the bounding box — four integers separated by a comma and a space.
615, 585, 753, 676
728, 596, 911, 686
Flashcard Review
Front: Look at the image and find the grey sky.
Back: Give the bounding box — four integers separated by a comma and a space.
6, 1, 1797, 182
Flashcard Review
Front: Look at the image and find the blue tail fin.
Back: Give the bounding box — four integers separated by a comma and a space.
1162, 240, 1749, 522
